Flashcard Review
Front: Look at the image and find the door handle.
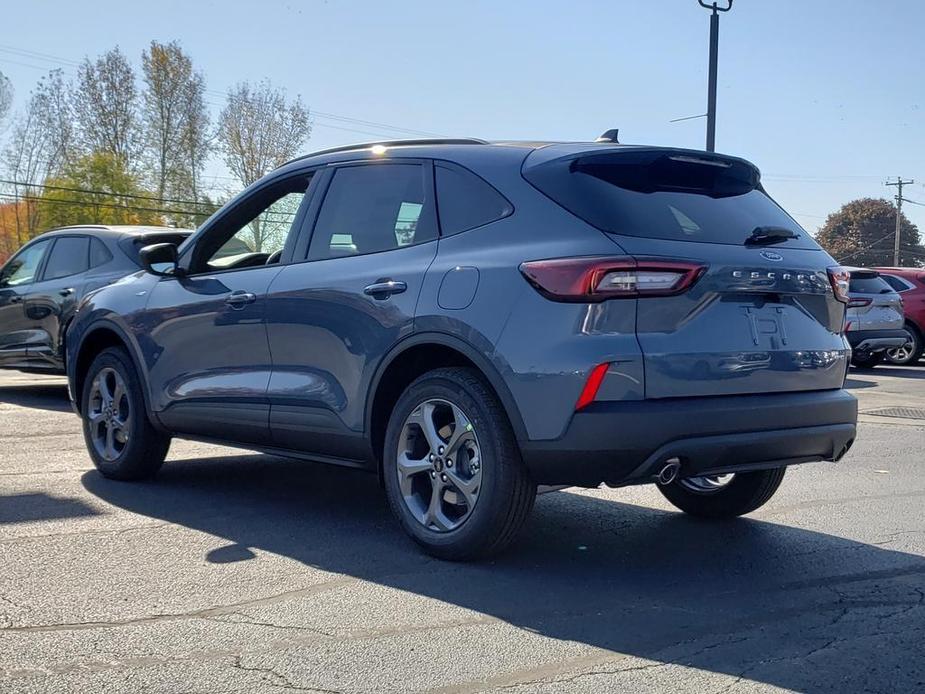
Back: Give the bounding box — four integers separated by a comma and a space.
59, 288, 75, 297
364, 279, 407, 299
225, 291, 257, 309
10, 295, 22, 303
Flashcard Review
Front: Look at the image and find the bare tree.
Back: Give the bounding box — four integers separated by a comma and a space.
72, 47, 139, 163
218, 80, 311, 250
0, 70, 13, 128
141, 40, 211, 210
1, 70, 73, 245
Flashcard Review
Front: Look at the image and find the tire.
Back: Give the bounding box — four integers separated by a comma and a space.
81, 346, 170, 480
382, 367, 536, 561
658, 467, 786, 519
851, 351, 884, 369
886, 325, 923, 366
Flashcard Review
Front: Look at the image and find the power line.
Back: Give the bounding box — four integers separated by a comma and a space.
0, 42, 442, 140
310, 110, 444, 138
0, 57, 71, 74
0, 191, 298, 223
0, 191, 202, 217
0, 44, 80, 67
764, 174, 885, 181
837, 230, 901, 262
0, 177, 217, 208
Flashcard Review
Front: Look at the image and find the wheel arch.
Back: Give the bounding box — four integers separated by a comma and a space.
904, 318, 923, 340
72, 320, 156, 425
366, 332, 528, 474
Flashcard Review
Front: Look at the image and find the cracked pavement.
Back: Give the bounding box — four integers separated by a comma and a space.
0, 367, 923, 693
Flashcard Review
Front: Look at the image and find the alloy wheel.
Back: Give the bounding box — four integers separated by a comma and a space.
887, 332, 918, 364
396, 398, 482, 532
87, 367, 131, 461
678, 474, 735, 494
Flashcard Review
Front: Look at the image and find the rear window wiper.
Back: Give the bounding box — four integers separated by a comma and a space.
744, 226, 799, 246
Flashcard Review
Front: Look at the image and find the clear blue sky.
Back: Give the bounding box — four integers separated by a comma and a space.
1, 0, 923, 233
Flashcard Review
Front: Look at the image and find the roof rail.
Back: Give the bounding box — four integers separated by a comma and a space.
284, 138, 489, 166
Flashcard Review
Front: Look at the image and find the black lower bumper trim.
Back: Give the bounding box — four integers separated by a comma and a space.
846, 329, 908, 350
519, 389, 857, 487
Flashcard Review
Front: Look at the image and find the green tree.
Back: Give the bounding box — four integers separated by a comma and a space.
816, 197, 923, 267
36, 151, 163, 230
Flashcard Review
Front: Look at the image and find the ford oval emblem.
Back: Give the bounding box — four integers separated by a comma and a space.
760, 250, 784, 262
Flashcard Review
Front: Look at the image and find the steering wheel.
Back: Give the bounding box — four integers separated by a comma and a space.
265, 249, 283, 265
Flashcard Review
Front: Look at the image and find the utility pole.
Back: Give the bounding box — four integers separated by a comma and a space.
885, 178, 914, 265
698, 1, 733, 151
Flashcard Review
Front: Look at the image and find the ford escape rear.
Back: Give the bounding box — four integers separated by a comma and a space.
67, 139, 858, 559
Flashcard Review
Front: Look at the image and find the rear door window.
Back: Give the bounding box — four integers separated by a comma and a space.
523, 150, 815, 247
43, 237, 90, 281
435, 163, 512, 235
308, 163, 436, 261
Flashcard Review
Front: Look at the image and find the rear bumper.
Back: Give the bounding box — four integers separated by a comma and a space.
519, 389, 857, 487
846, 329, 908, 352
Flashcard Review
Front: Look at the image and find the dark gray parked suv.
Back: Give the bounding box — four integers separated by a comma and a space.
66, 139, 858, 559
0, 226, 191, 374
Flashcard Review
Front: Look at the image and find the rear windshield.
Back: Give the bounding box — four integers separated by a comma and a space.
849, 272, 893, 294
523, 150, 811, 246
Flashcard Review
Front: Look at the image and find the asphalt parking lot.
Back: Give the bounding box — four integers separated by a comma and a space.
0, 367, 923, 693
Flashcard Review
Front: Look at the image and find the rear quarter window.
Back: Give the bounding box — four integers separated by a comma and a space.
435, 162, 512, 236
881, 274, 912, 292
89, 238, 113, 268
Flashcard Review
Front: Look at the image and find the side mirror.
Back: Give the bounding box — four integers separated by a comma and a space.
139, 243, 181, 277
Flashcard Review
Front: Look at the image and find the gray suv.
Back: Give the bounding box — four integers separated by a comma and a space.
66, 139, 858, 559
843, 268, 907, 368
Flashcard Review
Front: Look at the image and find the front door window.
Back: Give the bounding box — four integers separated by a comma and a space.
190, 174, 312, 274
1, 240, 52, 287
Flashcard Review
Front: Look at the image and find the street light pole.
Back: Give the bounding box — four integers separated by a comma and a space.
699, 1, 733, 152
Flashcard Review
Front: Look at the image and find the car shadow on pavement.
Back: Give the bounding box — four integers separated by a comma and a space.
861, 365, 925, 380
0, 382, 71, 412
81, 454, 925, 691
844, 378, 877, 389
0, 492, 101, 524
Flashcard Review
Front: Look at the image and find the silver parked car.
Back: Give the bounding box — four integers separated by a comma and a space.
844, 268, 907, 368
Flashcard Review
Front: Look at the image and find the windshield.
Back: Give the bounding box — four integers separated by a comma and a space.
524, 150, 815, 247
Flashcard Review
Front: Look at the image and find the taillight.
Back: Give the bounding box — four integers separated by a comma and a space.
847, 297, 872, 308
827, 266, 851, 303
519, 256, 706, 302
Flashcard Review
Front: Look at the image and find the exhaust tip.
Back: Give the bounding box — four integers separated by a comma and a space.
656, 459, 681, 486
833, 438, 854, 462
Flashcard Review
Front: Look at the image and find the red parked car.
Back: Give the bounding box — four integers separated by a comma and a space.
874, 267, 925, 365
